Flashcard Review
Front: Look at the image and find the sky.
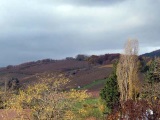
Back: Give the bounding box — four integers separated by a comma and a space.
0, 0, 160, 66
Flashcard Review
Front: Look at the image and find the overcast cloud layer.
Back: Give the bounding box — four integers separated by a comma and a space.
0, 0, 160, 66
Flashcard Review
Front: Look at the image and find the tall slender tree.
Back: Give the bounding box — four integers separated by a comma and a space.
116, 39, 140, 101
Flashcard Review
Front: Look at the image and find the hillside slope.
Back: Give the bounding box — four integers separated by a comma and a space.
141, 49, 160, 57
0, 58, 114, 95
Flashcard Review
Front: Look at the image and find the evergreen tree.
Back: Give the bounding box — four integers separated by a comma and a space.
100, 63, 120, 113
145, 57, 160, 83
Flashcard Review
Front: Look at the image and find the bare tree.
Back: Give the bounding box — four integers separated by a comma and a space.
117, 39, 140, 101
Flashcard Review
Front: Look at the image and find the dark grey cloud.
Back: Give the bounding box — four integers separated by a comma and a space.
0, 0, 160, 66
41, 0, 125, 6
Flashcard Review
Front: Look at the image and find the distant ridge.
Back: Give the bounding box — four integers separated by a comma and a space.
141, 49, 160, 57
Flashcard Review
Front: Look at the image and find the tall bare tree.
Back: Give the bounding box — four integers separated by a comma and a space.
117, 39, 140, 101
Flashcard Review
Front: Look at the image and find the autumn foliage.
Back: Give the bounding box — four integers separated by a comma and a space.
0, 74, 92, 119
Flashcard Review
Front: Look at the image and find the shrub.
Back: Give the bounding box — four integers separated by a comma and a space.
107, 99, 160, 120
1, 74, 90, 119
7, 77, 20, 91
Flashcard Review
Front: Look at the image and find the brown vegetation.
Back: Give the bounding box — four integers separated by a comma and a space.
117, 39, 140, 101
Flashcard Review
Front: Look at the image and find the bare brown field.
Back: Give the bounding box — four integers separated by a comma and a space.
70, 66, 112, 88
0, 109, 31, 120
0, 59, 114, 97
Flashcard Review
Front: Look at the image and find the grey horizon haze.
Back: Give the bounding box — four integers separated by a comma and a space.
0, 0, 160, 67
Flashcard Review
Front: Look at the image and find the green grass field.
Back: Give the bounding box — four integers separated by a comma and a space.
80, 79, 106, 90
73, 98, 104, 119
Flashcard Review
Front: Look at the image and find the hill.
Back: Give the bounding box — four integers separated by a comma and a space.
141, 49, 160, 57
0, 54, 120, 97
